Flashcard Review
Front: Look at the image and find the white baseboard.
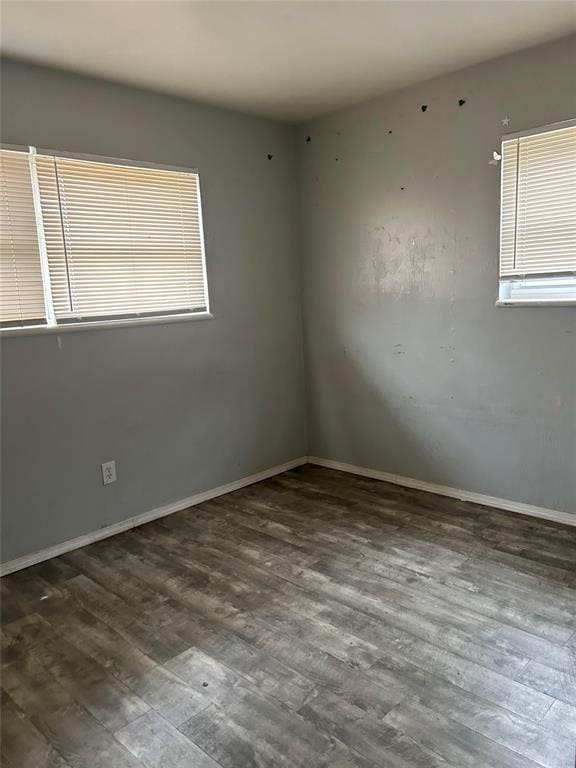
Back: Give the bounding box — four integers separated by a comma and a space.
0, 456, 307, 577
308, 456, 576, 528
3, 453, 573, 576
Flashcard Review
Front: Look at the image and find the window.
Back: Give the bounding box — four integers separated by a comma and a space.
0, 147, 209, 330
498, 120, 576, 305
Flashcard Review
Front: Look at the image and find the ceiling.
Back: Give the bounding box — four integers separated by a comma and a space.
2, 1, 575, 122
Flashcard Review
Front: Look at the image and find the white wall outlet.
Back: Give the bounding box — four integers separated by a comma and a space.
101, 460, 117, 485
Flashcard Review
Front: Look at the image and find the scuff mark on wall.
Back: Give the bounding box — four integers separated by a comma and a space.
408, 236, 436, 290
370, 237, 386, 298
364, 228, 440, 297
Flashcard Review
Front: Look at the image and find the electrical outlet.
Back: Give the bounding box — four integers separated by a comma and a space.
101, 460, 117, 485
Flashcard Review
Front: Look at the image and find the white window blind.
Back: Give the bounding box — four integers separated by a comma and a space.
499, 123, 576, 279
0, 149, 47, 326
1, 147, 209, 329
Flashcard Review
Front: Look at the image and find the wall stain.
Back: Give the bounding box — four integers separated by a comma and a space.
366, 228, 438, 296
370, 237, 387, 297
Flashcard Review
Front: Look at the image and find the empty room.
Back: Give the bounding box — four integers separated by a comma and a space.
1, 1, 575, 766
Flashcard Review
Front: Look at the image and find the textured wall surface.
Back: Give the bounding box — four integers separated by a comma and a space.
1, 59, 307, 562
299, 36, 576, 515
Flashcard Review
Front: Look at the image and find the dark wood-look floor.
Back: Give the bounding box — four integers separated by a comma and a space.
2, 465, 575, 768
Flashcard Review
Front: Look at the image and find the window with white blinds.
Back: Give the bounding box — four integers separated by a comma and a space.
0, 147, 209, 329
498, 120, 576, 305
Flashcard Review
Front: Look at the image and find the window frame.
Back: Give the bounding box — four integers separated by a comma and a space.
0, 145, 212, 335
496, 118, 576, 308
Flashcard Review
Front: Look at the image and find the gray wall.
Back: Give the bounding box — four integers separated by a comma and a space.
2, 38, 575, 565
1, 59, 307, 562
299, 36, 576, 515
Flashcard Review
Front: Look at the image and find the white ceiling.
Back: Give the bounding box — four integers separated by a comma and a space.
2, 1, 575, 122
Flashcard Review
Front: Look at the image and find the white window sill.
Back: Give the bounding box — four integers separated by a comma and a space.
498, 276, 576, 306
496, 300, 576, 307
0, 311, 214, 337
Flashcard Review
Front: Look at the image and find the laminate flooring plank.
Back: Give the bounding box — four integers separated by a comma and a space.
298, 690, 453, 768
1, 650, 142, 768
1, 689, 71, 768
365, 651, 573, 768
383, 699, 547, 768
541, 699, 576, 739
163, 613, 316, 710
4, 613, 149, 731
180, 685, 380, 768
62, 575, 190, 663
516, 660, 576, 707
34, 595, 158, 688
115, 710, 221, 768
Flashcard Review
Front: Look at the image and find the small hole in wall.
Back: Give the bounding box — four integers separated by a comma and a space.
267, 154, 274, 160
421, 104, 428, 113
306, 135, 311, 143
458, 98, 466, 107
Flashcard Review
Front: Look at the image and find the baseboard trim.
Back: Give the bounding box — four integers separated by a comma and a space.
4, 453, 573, 575
0, 456, 307, 577
308, 456, 576, 528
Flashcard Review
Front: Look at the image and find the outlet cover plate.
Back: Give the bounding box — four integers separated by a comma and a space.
101, 460, 117, 485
